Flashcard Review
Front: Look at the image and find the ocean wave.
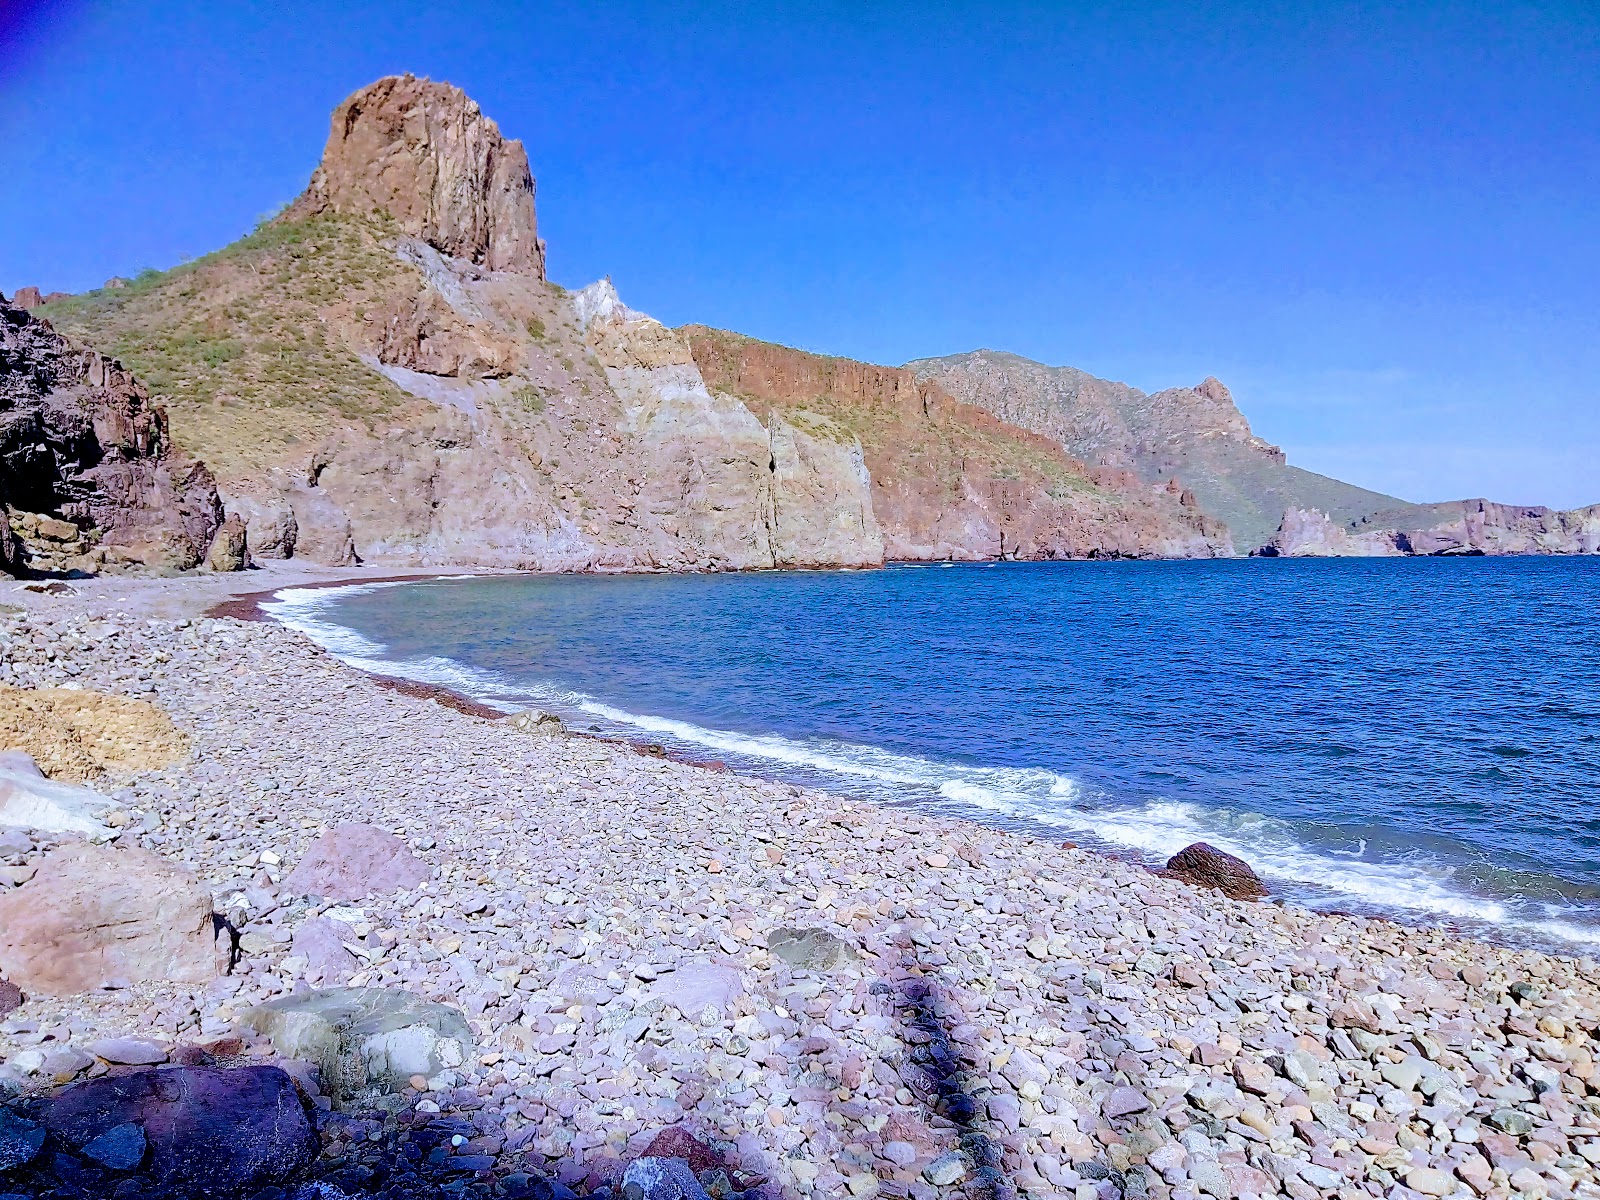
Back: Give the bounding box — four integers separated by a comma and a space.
264, 584, 1600, 952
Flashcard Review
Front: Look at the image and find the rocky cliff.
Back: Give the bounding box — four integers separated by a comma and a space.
909, 350, 1408, 552
1259, 501, 1600, 557
686, 330, 1232, 560
0, 296, 223, 576
36, 75, 1226, 571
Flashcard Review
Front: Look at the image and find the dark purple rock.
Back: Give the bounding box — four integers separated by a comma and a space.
0, 979, 21, 1018
80, 1121, 145, 1170
0, 1109, 45, 1171
41, 1065, 318, 1195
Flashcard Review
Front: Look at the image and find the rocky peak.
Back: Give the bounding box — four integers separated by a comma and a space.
285, 74, 546, 278
1194, 376, 1232, 405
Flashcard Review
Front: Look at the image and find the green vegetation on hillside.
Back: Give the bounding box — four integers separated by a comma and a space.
39, 214, 421, 481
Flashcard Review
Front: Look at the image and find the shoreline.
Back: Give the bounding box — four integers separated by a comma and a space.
236, 571, 1600, 961
0, 590, 1597, 1198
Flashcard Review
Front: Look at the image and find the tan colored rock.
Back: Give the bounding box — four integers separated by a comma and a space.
0, 685, 188, 782
0, 844, 229, 995
1259, 500, 1600, 557
205, 514, 250, 571
10, 287, 43, 309
285, 74, 546, 278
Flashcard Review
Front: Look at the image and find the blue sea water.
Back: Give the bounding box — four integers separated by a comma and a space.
267, 557, 1600, 953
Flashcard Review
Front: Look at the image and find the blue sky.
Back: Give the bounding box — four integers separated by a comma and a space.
3, 1, 1596, 507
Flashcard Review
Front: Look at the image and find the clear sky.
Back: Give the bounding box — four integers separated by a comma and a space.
3, 1, 1596, 508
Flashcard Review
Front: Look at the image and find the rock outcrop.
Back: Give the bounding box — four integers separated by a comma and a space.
0, 296, 223, 575
1258, 501, 1600, 557
29, 1065, 320, 1196
282, 73, 546, 278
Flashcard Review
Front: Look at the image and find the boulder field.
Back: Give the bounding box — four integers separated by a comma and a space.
0, 598, 1596, 1199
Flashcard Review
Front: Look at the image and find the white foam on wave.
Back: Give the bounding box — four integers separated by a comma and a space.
266, 583, 1600, 952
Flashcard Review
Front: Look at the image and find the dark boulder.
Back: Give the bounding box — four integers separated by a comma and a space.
38, 1065, 318, 1195
1164, 842, 1266, 900
0, 979, 21, 1018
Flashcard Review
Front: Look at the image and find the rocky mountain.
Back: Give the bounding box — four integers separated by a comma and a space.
908, 350, 1407, 553
1259, 501, 1600, 557
0, 296, 223, 577
34, 75, 1224, 571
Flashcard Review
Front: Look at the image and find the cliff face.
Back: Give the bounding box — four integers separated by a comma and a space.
686, 330, 1232, 561
1260, 501, 1600, 557
910, 350, 1405, 552
37, 75, 1230, 571
0, 297, 222, 576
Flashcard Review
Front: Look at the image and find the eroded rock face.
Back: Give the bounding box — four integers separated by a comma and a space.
285, 74, 546, 278
1259, 501, 1600, 557
688, 328, 1231, 561
0, 297, 222, 575
0, 843, 229, 995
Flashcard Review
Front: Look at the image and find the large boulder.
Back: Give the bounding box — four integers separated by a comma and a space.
282, 822, 429, 900
0, 844, 230, 994
240, 987, 474, 1100
1164, 842, 1267, 900
36, 1065, 318, 1195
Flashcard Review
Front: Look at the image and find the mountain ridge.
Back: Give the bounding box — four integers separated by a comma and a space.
16, 73, 1596, 571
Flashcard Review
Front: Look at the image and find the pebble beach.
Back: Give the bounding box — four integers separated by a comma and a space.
1, 575, 1598, 1200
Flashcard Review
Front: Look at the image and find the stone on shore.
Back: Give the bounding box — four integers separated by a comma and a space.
38, 1065, 318, 1194
281, 821, 429, 900
289, 916, 359, 985
765, 926, 856, 971
509, 708, 566, 735
1164, 840, 1267, 899
0, 843, 229, 994
241, 987, 474, 1099
621, 1155, 713, 1200
0, 752, 117, 839
0, 1108, 45, 1172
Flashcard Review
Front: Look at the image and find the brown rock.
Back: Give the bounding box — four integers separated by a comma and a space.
284, 74, 546, 277
1164, 842, 1267, 900
0, 843, 229, 995
11, 287, 43, 309
0, 297, 222, 575
639, 1126, 725, 1175
0, 976, 23, 1016
204, 514, 250, 571
282, 822, 430, 900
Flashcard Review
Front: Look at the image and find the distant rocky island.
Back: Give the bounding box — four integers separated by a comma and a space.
3, 74, 1595, 578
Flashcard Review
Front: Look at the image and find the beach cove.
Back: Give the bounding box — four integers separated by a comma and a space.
0, 570, 1596, 1200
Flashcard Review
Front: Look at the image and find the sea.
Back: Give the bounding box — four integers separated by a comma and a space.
265, 557, 1600, 955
